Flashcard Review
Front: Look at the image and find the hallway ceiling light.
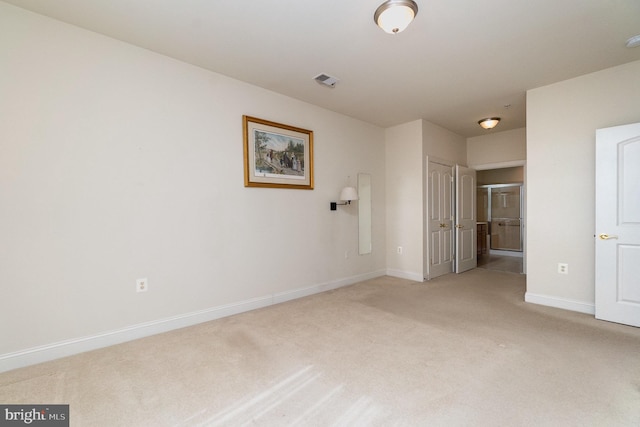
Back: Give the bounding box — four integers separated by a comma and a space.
374, 0, 419, 34
478, 117, 501, 130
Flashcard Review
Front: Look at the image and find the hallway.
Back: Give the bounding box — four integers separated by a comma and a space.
477, 253, 523, 274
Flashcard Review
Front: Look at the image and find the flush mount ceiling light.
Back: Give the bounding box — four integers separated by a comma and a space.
478, 117, 501, 130
626, 34, 640, 48
374, 0, 419, 34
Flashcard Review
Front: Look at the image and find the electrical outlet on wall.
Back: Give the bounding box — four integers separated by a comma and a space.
136, 278, 148, 292
557, 263, 568, 275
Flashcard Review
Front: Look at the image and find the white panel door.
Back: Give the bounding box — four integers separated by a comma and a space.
427, 161, 453, 279
595, 122, 640, 327
455, 165, 477, 273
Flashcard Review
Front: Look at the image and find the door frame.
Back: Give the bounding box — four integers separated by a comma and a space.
472, 160, 527, 274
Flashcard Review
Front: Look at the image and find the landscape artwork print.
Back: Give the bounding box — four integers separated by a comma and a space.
243, 116, 314, 189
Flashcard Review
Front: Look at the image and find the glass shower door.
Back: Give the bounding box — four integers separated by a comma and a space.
490, 185, 522, 251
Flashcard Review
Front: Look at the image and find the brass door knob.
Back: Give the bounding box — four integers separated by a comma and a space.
598, 233, 618, 240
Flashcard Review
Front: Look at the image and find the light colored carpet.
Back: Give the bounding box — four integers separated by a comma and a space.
1, 270, 639, 426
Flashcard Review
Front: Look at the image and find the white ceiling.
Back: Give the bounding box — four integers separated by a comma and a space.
4, 0, 640, 137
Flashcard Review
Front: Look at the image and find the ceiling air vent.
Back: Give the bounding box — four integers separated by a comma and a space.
314, 73, 339, 88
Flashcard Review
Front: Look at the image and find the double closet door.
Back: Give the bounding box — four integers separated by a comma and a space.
427, 161, 476, 280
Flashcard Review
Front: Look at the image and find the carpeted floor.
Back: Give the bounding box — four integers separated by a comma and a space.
1, 270, 639, 426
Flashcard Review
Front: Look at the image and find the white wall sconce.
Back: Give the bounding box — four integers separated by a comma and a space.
330, 187, 359, 210
374, 0, 419, 34
478, 117, 501, 130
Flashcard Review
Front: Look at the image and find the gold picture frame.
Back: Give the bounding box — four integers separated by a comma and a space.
243, 116, 314, 189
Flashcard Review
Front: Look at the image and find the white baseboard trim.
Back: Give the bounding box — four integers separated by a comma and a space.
525, 292, 595, 315
386, 269, 424, 282
0, 270, 387, 373
273, 270, 386, 304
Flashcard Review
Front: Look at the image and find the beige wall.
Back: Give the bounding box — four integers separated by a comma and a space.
422, 121, 467, 166
526, 60, 640, 310
467, 128, 526, 168
384, 120, 466, 280
385, 120, 424, 280
0, 3, 386, 363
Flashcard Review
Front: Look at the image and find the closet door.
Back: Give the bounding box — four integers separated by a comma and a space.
427, 161, 453, 279
455, 165, 477, 273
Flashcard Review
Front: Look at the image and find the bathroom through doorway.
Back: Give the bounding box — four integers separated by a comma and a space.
476, 166, 524, 274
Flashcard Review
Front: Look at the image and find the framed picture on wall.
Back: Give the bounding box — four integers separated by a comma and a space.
243, 115, 314, 189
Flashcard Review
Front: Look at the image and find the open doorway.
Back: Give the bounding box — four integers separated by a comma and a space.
476, 166, 524, 274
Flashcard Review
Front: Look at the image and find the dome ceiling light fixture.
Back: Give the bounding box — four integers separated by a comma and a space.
626, 34, 640, 48
478, 117, 501, 130
374, 0, 419, 34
